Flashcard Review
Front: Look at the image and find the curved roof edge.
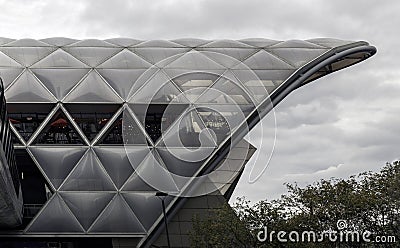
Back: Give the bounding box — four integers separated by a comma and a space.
139, 41, 376, 248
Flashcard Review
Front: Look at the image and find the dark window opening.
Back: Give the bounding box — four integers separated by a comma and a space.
64, 104, 120, 141
97, 114, 123, 144
15, 149, 53, 227
33, 110, 84, 145
8, 104, 54, 143
130, 104, 188, 143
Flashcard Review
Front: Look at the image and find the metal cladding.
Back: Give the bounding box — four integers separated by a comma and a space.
0, 37, 376, 243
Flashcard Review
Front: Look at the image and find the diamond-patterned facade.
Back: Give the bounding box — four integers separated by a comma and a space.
0, 37, 375, 245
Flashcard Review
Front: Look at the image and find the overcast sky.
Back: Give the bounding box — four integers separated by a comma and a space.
0, 0, 399, 202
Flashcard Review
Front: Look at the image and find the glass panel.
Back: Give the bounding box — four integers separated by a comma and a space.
33, 109, 85, 145
31, 49, 89, 68
32, 68, 89, 100
130, 47, 190, 64
64, 47, 122, 67
94, 147, 148, 189
104, 38, 142, 47
29, 147, 87, 189
164, 50, 226, 70
60, 149, 116, 191
270, 39, 327, 49
171, 38, 209, 47
122, 192, 172, 230
60, 192, 114, 230
131, 151, 179, 193
67, 39, 117, 47
8, 103, 54, 141
98, 68, 155, 100
63, 70, 121, 103
88, 194, 146, 233
0, 47, 55, 66
134, 40, 185, 48
96, 113, 124, 145
157, 147, 214, 177
0, 68, 23, 89
158, 110, 216, 148
267, 48, 327, 67
130, 72, 188, 104
196, 76, 254, 105
239, 49, 294, 70
0, 51, 22, 67
120, 109, 149, 146
5, 70, 56, 103
200, 40, 254, 48
238, 38, 280, 48
129, 104, 188, 143
198, 48, 258, 67
196, 106, 251, 145
98, 49, 152, 69
121, 171, 156, 192
4, 39, 51, 47
65, 104, 120, 141
26, 194, 84, 233
40, 37, 79, 46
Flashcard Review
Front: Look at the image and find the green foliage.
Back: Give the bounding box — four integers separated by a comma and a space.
190, 161, 400, 247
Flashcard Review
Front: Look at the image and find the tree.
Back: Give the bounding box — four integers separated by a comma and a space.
190, 161, 399, 247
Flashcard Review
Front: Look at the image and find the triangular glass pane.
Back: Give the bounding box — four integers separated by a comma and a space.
172, 71, 221, 100
0, 68, 23, 89
104, 38, 142, 47
60, 192, 115, 230
238, 38, 280, 48
196, 75, 255, 105
89, 194, 146, 233
269, 40, 327, 49
134, 40, 185, 48
60, 149, 116, 191
129, 151, 179, 193
94, 147, 149, 189
0, 47, 55, 66
198, 48, 258, 67
130, 47, 190, 65
32, 68, 89, 100
65, 104, 120, 141
129, 104, 188, 143
33, 109, 85, 145
5, 70, 56, 103
123, 192, 172, 230
96, 113, 124, 145
158, 110, 217, 148
67, 39, 117, 47
26, 194, 84, 233
98, 49, 152, 69
40, 37, 79, 47
97, 68, 155, 100
201, 40, 254, 48
171, 38, 210, 47
4, 39, 51, 47
239, 50, 294, 70
195, 105, 251, 145
0, 37, 15, 45
121, 171, 156, 192
8, 103, 55, 142
63, 70, 121, 103
164, 50, 226, 70
157, 147, 214, 177
31, 49, 89, 68
267, 48, 327, 68
63, 47, 122, 67
129, 72, 188, 104
120, 109, 149, 146
0, 51, 22, 67
29, 147, 87, 189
